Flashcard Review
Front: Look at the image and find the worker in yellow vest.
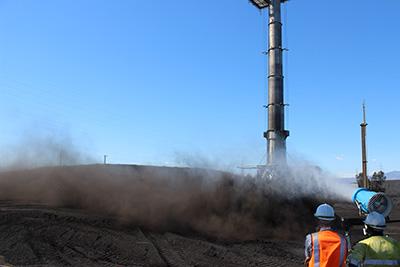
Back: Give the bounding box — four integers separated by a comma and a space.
347, 212, 400, 267
305, 203, 347, 267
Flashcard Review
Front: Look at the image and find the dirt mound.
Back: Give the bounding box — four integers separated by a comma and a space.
0, 164, 318, 241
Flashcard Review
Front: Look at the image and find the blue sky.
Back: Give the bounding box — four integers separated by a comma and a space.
0, 0, 399, 176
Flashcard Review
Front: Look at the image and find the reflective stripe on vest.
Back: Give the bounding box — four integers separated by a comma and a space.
312, 233, 320, 267
363, 259, 400, 265
339, 236, 346, 267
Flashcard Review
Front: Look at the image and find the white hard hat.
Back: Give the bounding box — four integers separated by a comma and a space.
364, 211, 386, 230
314, 203, 335, 221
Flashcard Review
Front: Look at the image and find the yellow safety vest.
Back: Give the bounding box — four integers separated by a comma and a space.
348, 236, 400, 266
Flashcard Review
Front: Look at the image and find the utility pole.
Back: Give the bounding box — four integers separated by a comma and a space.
360, 102, 369, 188
250, 0, 289, 166
104, 155, 107, 165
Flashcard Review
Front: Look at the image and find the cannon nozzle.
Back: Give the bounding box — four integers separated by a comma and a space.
352, 188, 393, 217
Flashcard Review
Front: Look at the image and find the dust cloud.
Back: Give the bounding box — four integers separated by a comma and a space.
0, 135, 94, 170
175, 152, 356, 201
285, 159, 357, 201
0, 163, 351, 241
0, 139, 357, 241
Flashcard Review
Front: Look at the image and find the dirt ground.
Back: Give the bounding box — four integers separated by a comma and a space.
0, 202, 305, 266
0, 166, 398, 267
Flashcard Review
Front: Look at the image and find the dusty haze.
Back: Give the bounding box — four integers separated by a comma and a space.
0, 163, 354, 241
0, 137, 357, 240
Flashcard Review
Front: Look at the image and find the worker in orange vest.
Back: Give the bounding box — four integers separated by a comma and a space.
304, 203, 347, 267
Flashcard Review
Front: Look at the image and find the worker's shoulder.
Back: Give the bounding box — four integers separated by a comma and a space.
305, 233, 312, 240
306, 230, 343, 238
383, 235, 400, 244
359, 235, 397, 245
305, 231, 320, 237
305, 231, 324, 237
320, 229, 343, 235
359, 236, 378, 244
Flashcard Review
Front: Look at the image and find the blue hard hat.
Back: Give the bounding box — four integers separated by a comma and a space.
364, 211, 386, 230
314, 203, 335, 221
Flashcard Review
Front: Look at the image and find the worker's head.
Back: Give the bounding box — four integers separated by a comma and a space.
363, 211, 386, 236
314, 203, 336, 226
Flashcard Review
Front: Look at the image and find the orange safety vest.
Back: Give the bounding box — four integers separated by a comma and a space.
308, 230, 347, 267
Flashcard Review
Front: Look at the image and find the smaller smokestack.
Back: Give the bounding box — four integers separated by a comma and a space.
360, 102, 369, 188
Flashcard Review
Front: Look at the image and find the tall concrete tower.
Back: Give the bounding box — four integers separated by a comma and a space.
250, 0, 289, 166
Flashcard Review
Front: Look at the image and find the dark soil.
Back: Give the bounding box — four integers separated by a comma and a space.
0, 202, 305, 266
